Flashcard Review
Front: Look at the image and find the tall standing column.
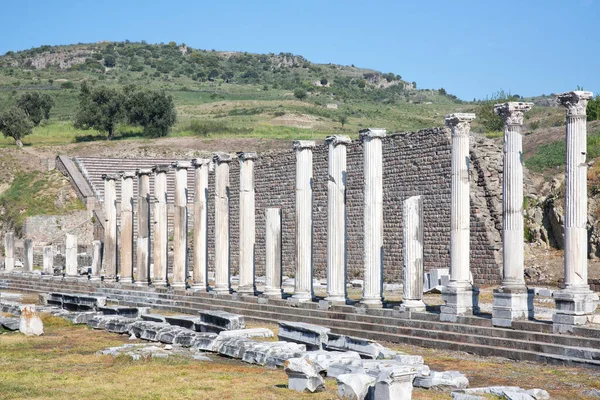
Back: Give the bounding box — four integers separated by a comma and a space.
4, 232, 14, 272
119, 172, 135, 283
90, 240, 102, 280
152, 165, 169, 286
172, 161, 191, 289
292, 140, 315, 302
191, 159, 210, 291
325, 135, 351, 304
65, 234, 78, 277
360, 129, 386, 308
401, 195, 426, 312
492, 102, 534, 327
554, 91, 599, 330
42, 246, 53, 275
103, 174, 119, 281
213, 153, 232, 293
23, 239, 33, 273
135, 169, 152, 286
441, 113, 477, 322
238, 152, 258, 295
264, 208, 283, 298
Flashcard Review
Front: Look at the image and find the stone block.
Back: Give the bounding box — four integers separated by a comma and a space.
141, 314, 167, 323
300, 350, 361, 372
337, 373, 376, 400
156, 326, 188, 344
19, 305, 44, 336
105, 317, 138, 334
284, 358, 325, 393
129, 321, 170, 340
278, 321, 330, 350
188, 332, 218, 351
87, 315, 120, 330
99, 306, 140, 318
66, 312, 100, 324
326, 333, 393, 359
217, 328, 274, 339
414, 370, 469, 389
164, 315, 201, 330
373, 367, 417, 400
0, 316, 20, 331
199, 310, 245, 331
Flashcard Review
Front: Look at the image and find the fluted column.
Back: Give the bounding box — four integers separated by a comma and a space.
135, 168, 152, 286
23, 239, 33, 273
264, 208, 283, 298
103, 173, 119, 281
441, 113, 477, 322
360, 129, 386, 308
292, 140, 315, 302
42, 246, 53, 275
152, 165, 169, 286
554, 91, 599, 330
119, 171, 135, 283
238, 152, 258, 295
213, 153, 232, 293
65, 234, 78, 277
325, 135, 351, 304
401, 195, 426, 312
191, 159, 210, 291
492, 102, 534, 327
172, 161, 190, 289
90, 240, 102, 280
4, 232, 14, 272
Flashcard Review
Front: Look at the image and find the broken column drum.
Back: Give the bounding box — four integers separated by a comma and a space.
172, 161, 191, 289
237, 152, 258, 295
492, 102, 534, 327
554, 91, 599, 328
213, 153, 232, 294
152, 165, 169, 286
360, 129, 386, 308
263, 208, 283, 297
191, 159, 210, 291
119, 171, 135, 283
90, 240, 102, 280
135, 168, 152, 286
441, 113, 477, 322
23, 239, 33, 273
325, 135, 351, 304
402, 195, 426, 312
103, 173, 119, 281
42, 246, 53, 275
4, 232, 15, 272
293, 140, 316, 302
65, 234, 78, 276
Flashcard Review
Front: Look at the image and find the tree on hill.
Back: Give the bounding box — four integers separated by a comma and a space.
294, 88, 307, 101
338, 114, 348, 129
587, 95, 600, 121
104, 54, 116, 68
0, 107, 34, 147
17, 92, 54, 125
479, 90, 511, 132
125, 89, 177, 137
74, 83, 125, 140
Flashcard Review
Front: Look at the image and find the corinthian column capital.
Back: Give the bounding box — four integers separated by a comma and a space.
445, 113, 476, 137
557, 91, 593, 117
494, 102, 534, 126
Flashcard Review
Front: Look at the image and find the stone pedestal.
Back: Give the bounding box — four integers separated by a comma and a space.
325, 135, 351, 304
23, 239, 33, 273
264, 208, 283, 298
553, 91, 599, 331
42, 246, 53, 275
293, 140, 315, 302
492, 102, 534, 327
65, 234, 78, 277
191, 159, 210, 291
237, 152, 257, 295
90, 240, 102, 281
119, 171, 135, 283
441, 113, 477, 322
102, 173, 119, 281
172, 161, 190, 289
4, 232, 14, 272
401, 195, 426, 312
360, 129, 386, 308
374, 367, 417, 400
152, 165, 169, 286
135, 169, 152, 286
213, 153, 232, 294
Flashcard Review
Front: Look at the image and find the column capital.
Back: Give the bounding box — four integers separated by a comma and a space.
324, 135, 352, 146
120, 171, 136, 179
237, 151, 258, 161
213, 152, 233, 163
136, 168, 153, 176
445, 113, 476, 137
172, 160, 192, 170
359, 128, 386, 141
494, 102, 534, 126
191, 158, 211, 168
102, 173, 120, 181
152, 164, 170, 174
292, 140, 316, 150
557, 91, 593, 117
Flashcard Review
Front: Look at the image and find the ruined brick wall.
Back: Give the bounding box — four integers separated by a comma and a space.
22, 211, 94, 246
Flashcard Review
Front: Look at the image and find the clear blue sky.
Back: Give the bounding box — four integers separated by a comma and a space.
1, 0, 598, 100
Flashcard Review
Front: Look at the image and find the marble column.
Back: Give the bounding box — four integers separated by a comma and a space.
325, 135, 351, 304
492, 102, 534, 327
213, 153, 232, 293
554, 91, 599, 330
360, 129, 386, 308
264, 208, 283, 298
238, 152, 258, 295
441, 113, 477, 322
172, 161, 191, 289
23, 239, 33, 273
119, 171, 135, 283
191, 158, 210, 291
4, 232, 14, 272
152, 165, 169, 286
401, 195, 426, 312
65, 234, 78, 277
90, 240, 102, 280
42, 246, 53, 275
135, 168, 152, 286
292, 140, 315, 302
103, 173, 119, 281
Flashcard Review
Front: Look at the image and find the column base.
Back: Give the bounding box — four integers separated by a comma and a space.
212, 285, 231, 294
170, 282, 186, 289
553, 287, 599, 332
360, 296, 383, 309
399, 299, 427, 313
152, 279, 167, 287
134, 280, 150, 287
189, 283, 207, 292
291, 291, 313, 302
492, 286, 534, 327
119, 277, 133, 284
237, 285, 257, 295
89, 276, 102, 282
440, 282, 479, 322
324, 294, 347, 305
262, 287, 283, 298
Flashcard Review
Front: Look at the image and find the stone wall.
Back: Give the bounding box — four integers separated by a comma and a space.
22, 211, 94, 246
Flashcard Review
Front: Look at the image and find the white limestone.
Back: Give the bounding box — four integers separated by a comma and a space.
172, 161, 191, 289
441, 114, 477, 322
119, 171, 136, 283
284, 357, 325, 393
337, 373, 376, 400
213, 153, 232, 293
293, 140, 315, 302
42, 246, 53, 275
325, 135, 351, 304
4, 232, 14, 272
152, 166, 169, 286
360, 128, 386, 308
65, 234, 78, 276
191, 159, 210, 291
90, 240, 102, 280
102, 173, 119, 281
135, 169, 152, 286
237, 152, 258, 295
23, 239, 33, 273
19, 304, 44, 336
401, 195, 426, 312
374, 367, 418, 400
264, 208, 283, 298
